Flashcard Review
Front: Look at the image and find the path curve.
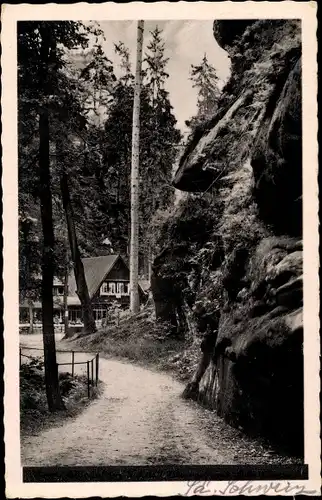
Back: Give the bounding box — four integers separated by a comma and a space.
22, 357, 238, 466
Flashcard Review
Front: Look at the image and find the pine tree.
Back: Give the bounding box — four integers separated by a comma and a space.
114, 41, 134, 85
60, 170, 97, 333
78, 43, 116, 127
52, 44, 117, 333
141, 26, 181, 277
101, 82, 134, 254
188, 53, 221, 129
144, 26, 169, 105
28, 23, 66, 411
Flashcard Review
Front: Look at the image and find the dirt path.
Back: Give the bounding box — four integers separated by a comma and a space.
20, 334, 300, 466
22, 356, 240, 466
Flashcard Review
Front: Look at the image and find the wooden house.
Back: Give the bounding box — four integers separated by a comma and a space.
66, 254, 146, 323
20, 254, 146, 328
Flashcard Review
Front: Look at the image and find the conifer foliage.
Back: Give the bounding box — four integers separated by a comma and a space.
187, 54, 221, 130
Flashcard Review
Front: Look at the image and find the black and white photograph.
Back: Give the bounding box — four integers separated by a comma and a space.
2, 1, 319, 497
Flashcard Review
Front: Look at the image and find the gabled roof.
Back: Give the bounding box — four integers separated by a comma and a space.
68, 254, 121, 299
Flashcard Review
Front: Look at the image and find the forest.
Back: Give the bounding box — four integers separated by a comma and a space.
18, 21, 221, 411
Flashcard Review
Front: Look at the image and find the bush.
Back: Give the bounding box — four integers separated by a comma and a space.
20, 359, 91, 413
59, 372, 78, 397
20, 358, 47, 412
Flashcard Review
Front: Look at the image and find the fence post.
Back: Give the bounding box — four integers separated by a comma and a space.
91, 359, 94, 386
87, 361, 90, 398
19, 347, 21, 369
71, 351, 75, 377
95, 353, 99, 386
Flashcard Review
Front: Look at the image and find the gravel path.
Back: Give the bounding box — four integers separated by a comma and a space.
21, 356, 240, 466
20, 334, 299, 466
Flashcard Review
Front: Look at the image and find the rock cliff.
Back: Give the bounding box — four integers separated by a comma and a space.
152, 20, 303, 455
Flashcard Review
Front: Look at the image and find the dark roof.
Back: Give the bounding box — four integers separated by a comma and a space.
68, 254, 121, 299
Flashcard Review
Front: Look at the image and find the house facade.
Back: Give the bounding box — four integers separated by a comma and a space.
67, 254, 146, 324
19, 254, 146, 327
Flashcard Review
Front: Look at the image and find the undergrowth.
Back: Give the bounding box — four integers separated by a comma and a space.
20, 357, 103, 436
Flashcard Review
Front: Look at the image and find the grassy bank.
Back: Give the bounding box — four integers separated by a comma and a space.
63, 307, 200, 383
20, 357, 103, 437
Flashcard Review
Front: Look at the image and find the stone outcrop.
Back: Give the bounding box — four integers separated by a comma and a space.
155, 20, 303, 455
200, 237, 303, 452
252, 57, 302, 235
212, 20, 256, 52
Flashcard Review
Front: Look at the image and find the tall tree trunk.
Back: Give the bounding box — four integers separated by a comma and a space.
39, 107, 65, 411
60, 172, 97, 334
147, 192, 155, 283
130, 20, 144, 314
63, 254, 69, 337
147, 245, 153, 282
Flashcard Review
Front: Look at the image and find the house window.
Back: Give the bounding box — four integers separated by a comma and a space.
100, 282, 116, 295
116, 282, 124, 295
53, 286, 64, 296
124, 283, 129, 295
69, 309, 82, 323
94, 309, 108, 321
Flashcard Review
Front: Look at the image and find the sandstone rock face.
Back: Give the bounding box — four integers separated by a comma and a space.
213, 20, 256, 51
210, 238, 303, 450
168, 20, 303, 454
252, 57, 302, 235
173, 20, 301, 200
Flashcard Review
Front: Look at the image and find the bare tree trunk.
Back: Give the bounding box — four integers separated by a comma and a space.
60, 172, 96, 334
39, 107, 65, 411
147, 192, 155, 282
130, 20, 144, 314
63, 256, 69, 337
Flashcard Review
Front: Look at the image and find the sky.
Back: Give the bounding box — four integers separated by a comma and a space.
96, 20, 231, 135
